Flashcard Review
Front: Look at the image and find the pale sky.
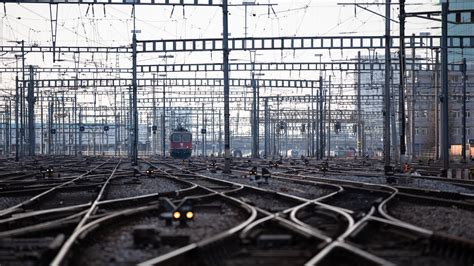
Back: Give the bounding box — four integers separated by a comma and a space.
0, 0, 442, 133
0, 0, 440, 63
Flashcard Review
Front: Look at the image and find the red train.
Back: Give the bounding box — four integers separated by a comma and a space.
169, 126, 193, 159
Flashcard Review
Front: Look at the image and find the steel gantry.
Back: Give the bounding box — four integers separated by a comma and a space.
1, 0, 229, 6
0, 35, 471, 54
0, 61, 464, 74
17, 78, 320, 89
2, 0, 471, 174
136, 35, 472, 52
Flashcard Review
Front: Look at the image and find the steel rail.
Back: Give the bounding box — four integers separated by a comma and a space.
51, 159, 122, 266
0, 160, 111, 218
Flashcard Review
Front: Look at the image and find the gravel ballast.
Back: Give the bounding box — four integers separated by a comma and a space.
302, 173, 474, 194
105, 176, 188, 200
203, 171, 336, 200
389, 200, 474, 240
322, 189, 388, 214
71, 200, 248, 265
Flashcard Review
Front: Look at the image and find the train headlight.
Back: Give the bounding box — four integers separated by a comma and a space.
172, 211, 181, 220
185, 211, 194, 220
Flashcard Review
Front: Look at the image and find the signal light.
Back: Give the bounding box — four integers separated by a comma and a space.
172, 211, 181, 220
46, 167, 54, 177
173, 200, 194, 225
185, 211, 194, 220
145, 166, 156, 176
249, 167, 257, 176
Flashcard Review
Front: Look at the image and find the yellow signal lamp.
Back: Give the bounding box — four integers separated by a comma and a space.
172, 211, 181, 220
185, 211, 194, 220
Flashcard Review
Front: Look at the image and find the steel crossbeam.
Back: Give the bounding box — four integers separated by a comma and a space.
0, 61, 461, 74
0, 62, 461, 74
0, 45, 131, 54
1, 35, 472, 54
132, 94, 472, 103
137, 61, 459, 72
0, 67, 132, 74
18, 77, 319, 88
32, 103, 382, 117
17, 78, 473, 92
1, 0, 221, 6
137, 35, 474, 52
8, 92, 464, 105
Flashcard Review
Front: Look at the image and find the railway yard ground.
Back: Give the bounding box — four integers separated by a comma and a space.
1, 156, 474, 265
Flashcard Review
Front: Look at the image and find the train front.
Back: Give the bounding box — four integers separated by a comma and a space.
169, 129, 193, 159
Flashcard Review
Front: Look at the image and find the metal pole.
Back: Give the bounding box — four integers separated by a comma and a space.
319, 76, 324, 159
21, 40, 25, 158
440, 1, 449, 174
27, 65, 35, 156
196, 113, 200, 156
462, 58, 467, 163
73, 54, 79, 157
251, 68, 258, 158
277, 95, 280, 157
105, 112, 109, 156
219, 109, 222, 156
6, 100, 11, 156
311, 85, 315, 157
435, 49, 440, 160
315, 89, 319, 159
399, 0, 407, 165
38, 93, 42, 155
162, 79, 166, 157
222, 0, 231, 173
128, 89, 132, 157
73, 94, 77, 156
79, 107, 82, 156
307, 107, 310, 157
391, 68, 399, 162
257, 81, 260, 157
15, 76, 19, 161
383, 0, 392, 174
67, 96, 71, 155
48, 97, 53, 155
114, 86, 118, 156
55, 97, 59, 155
357, 51, 362, 158
93, 92, 97, 156
212, 102, 215, 155
264, 98, 269, 158
285, 123, 288, 157
117, 92, 120, 156
272, 114, 276, 158
131, 10, 139, 165
411, 34, 416, 160
328, 75, 331, 158
8, 100, 11, 155
152, 74, 156, 155
202, 103, 205, 156
62, 93, 65, 155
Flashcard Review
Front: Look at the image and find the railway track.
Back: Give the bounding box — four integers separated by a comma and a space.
320, 186, 389, 216
67, 196, 250, 265
346, 218, 474, 265
0, 158, 203, 265
385, 193, 474, 241
293, 204, 350, 239
203, 170, 338, 200
1, 156, 474, 265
